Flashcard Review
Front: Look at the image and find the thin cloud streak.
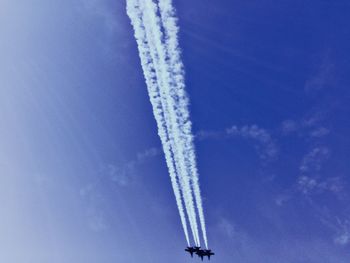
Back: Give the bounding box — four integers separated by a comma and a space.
126, 0, 191, 246
140, 0, 200, 245
127, 0, 212, 248
158, 0, 208, 248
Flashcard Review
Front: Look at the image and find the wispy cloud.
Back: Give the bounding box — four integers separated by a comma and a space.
305, 52, 335, 93
298, 176, 344, 196
197, 124, 278, 162
215, 217, 251, 251
105, 147, 161, 187
295, 145, 349, 246
334, 233, 350, 246
275, 52, 347, 248
78, 147, 162, 231
136, 147, 160, 162
281, 119, 298, 134
275, 194, 292, 206
79, 183, 109, 232
281, 115, 330, 139
299, 147, 330, 173
310, 127, 330, 138
227, 125, 278, 161
87, 209, 109, 232
217, 217, 236, 239
296, 146, 345, 197
80, 0, 119, 33
320, 214, 350, 246
333, 224, 350, 246
196, 130, 224, 140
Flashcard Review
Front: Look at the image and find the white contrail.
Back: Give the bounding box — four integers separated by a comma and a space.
126, 0, 190, 246
140, 0, 201, 246
126, 0, 208, 248
157, 0, 208, 248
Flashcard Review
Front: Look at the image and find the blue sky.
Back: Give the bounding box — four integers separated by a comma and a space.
1, 0, 350, 262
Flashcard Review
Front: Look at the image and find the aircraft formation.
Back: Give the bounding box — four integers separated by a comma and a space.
185, 246, 215, 261
127, 0, 212, 260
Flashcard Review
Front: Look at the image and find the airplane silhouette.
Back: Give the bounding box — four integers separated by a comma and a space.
185, 247, 196, 257
196, 248, 215, 260
185, 246, 201, 257
203, 249, 215, 260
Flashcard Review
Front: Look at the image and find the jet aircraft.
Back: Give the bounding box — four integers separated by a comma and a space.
185, 247, 196, 257
185, 246, 214, 260
203, 249, 215, 260
185, 246, 201, 257
196, 249, 206, 261
194, 246, 201, 252
196, 248, 215, 260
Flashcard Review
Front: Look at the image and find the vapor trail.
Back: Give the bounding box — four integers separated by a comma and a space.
140, 0, 201, 246
126, 0, 208, 248
126, 0, 190, 246
157, 0, 208, 248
